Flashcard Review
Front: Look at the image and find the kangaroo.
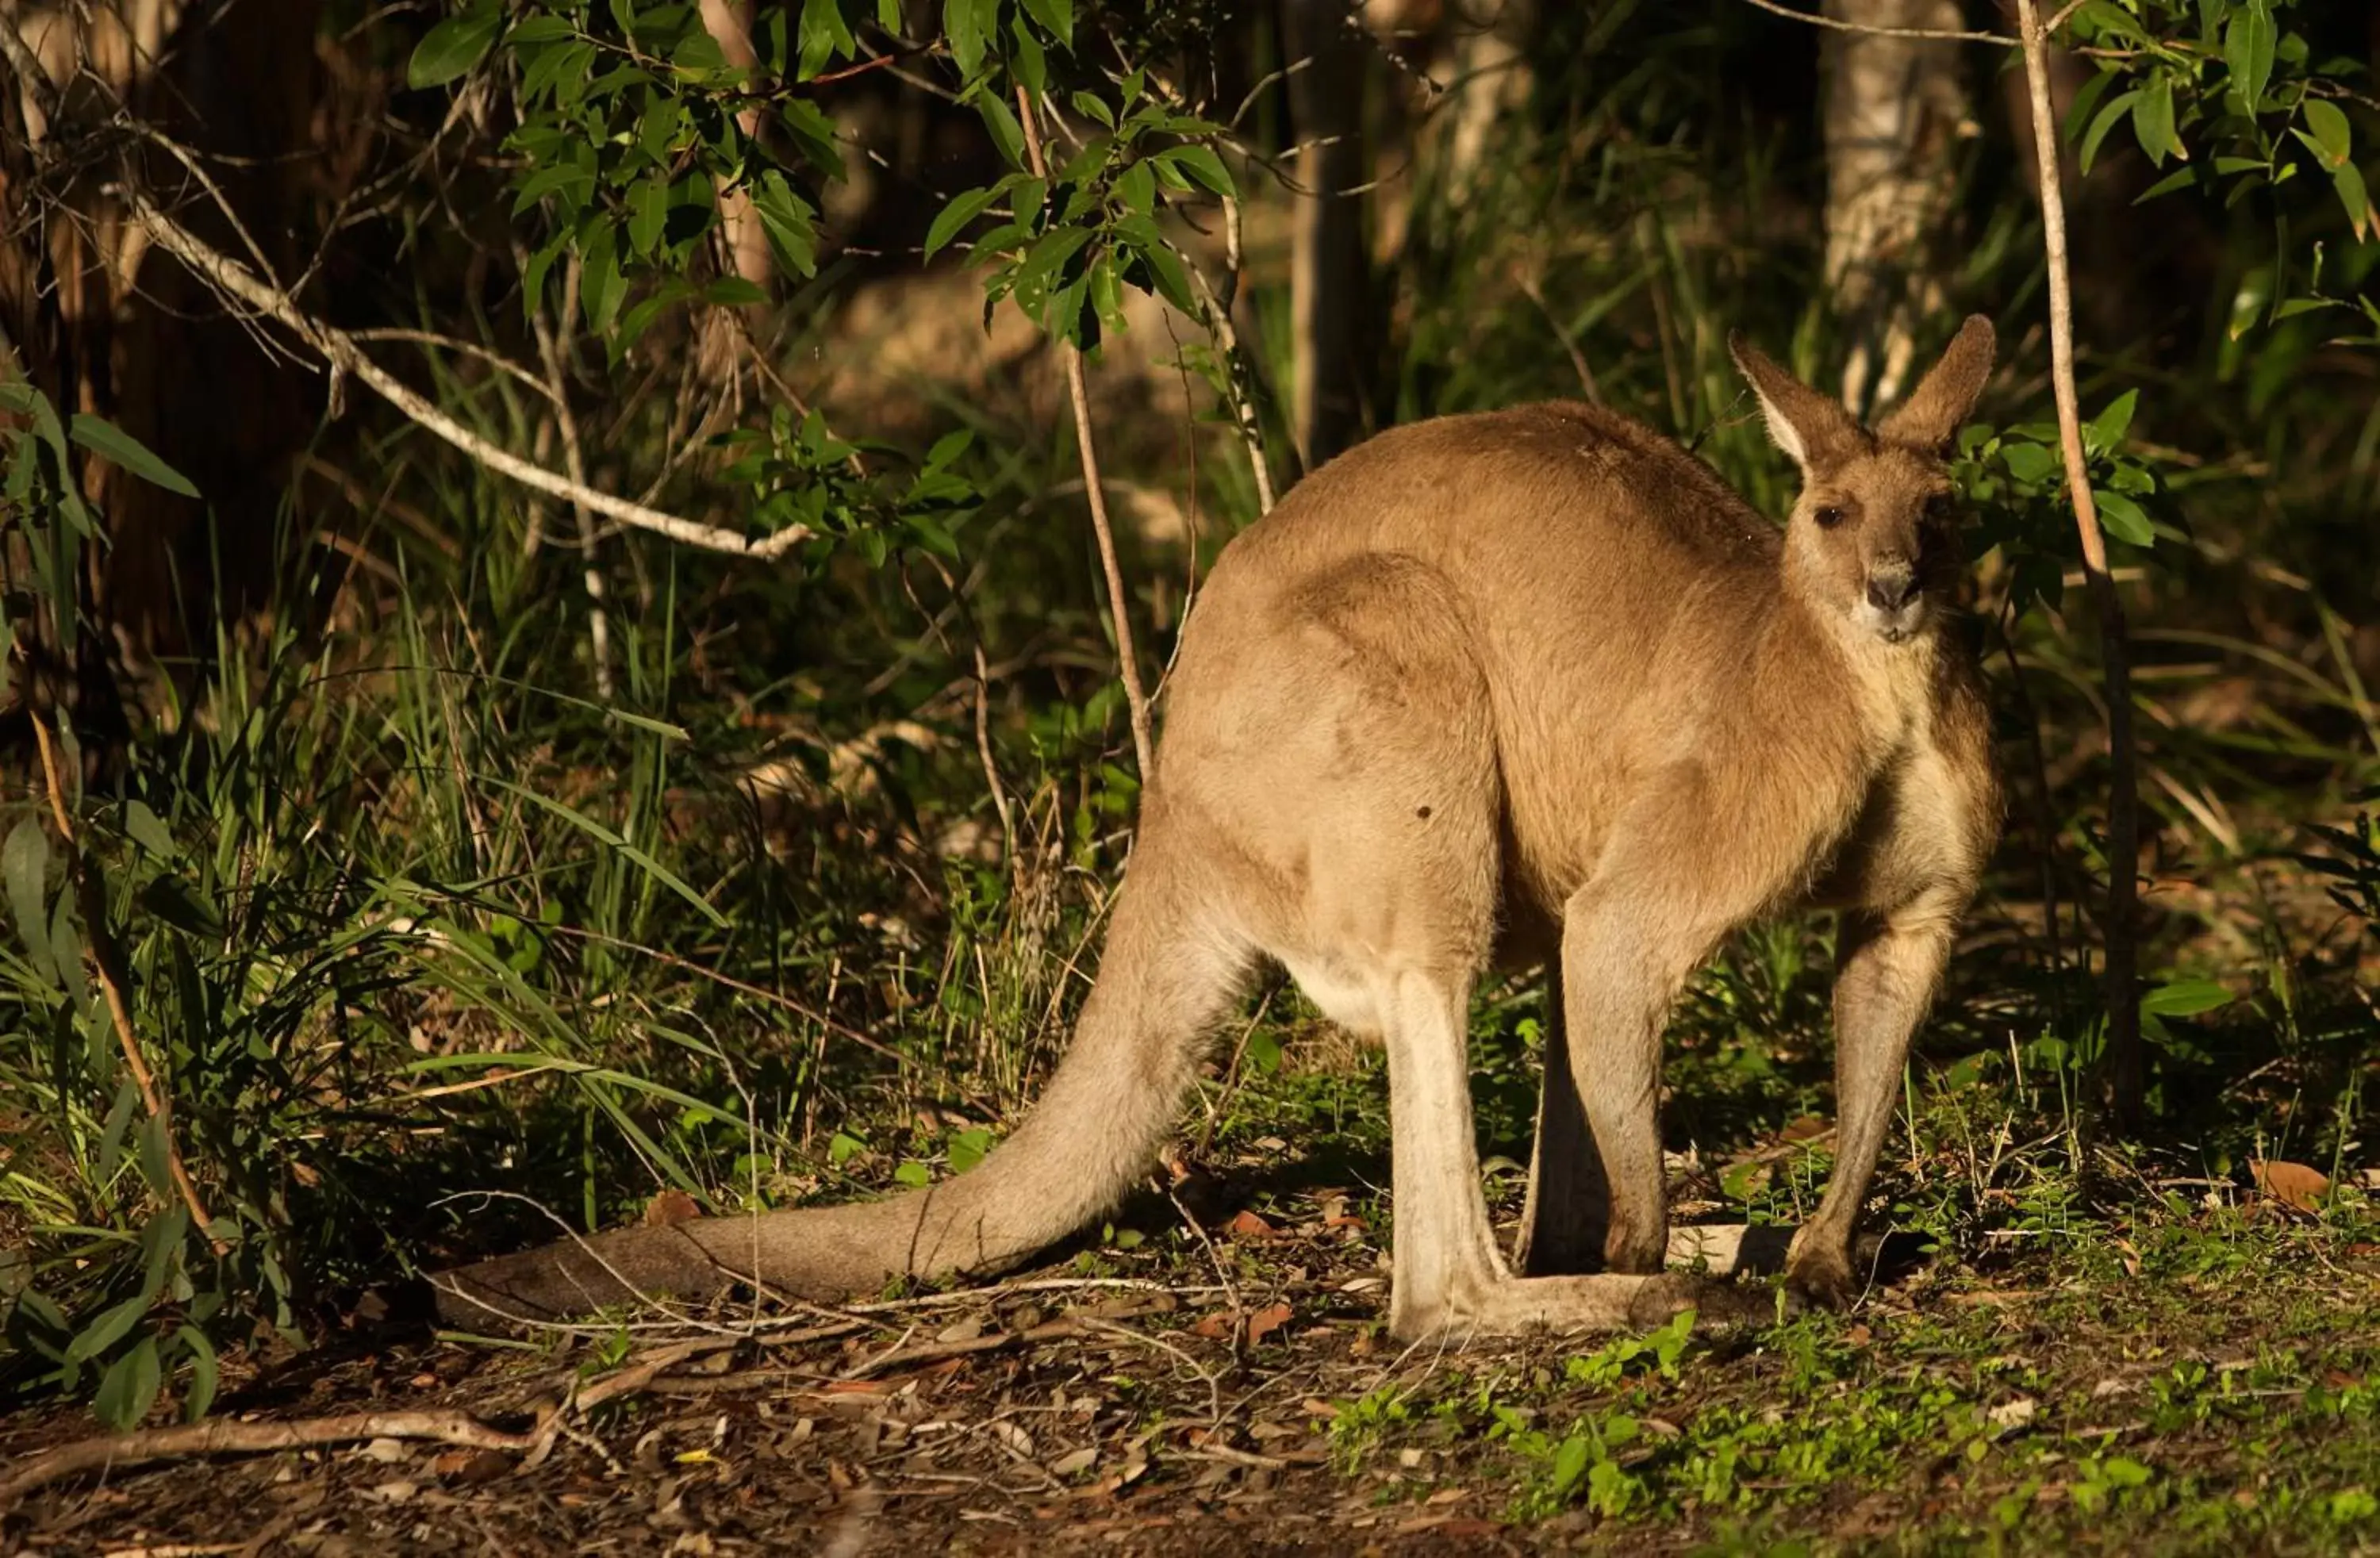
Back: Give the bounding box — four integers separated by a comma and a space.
436, 318, 2002, 1340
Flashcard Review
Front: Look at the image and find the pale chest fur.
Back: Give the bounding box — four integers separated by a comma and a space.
1813, 632, 1998, 914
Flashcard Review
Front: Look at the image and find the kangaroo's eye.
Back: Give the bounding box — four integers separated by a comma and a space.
1923, 493, 1956, 524
1814, 505, 1847, 529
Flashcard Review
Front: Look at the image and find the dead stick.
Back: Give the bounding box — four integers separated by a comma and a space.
839, 1318, 1082, 1381
29, 716, 221, 1253
0, 1410, 539, 1506
2017, 0, 2143, 1125
125, 194, 804, 561
1013, 86, 1157, 781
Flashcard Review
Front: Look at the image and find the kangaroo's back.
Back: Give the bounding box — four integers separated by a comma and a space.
1161, 400, 1799, 909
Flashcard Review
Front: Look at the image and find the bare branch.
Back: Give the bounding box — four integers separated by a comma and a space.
1739, 0, 2017, 46
348, 328, 565, 408
2017, 0, 2142, 1124
129, 195, 808, 560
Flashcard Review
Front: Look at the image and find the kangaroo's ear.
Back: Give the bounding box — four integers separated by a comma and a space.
1729, 332, 1863, 474
1878, 314, 1995, 452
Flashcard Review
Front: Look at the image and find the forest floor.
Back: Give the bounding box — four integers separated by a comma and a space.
7, 1145, 2380, 1556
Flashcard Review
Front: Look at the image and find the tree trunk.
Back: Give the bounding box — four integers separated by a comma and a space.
1283, 0, 1371, 473
0, 0, 321, 731
1439, 0, 1535, 209
1821, 0, 1970, 416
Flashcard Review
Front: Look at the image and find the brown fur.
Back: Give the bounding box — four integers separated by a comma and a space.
437, 319, 2004, 1339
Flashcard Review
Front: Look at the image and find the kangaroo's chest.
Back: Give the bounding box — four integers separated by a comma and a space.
1810, 660, 1997, 915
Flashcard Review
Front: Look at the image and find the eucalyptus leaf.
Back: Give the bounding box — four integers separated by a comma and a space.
69, 415, 199, 498
407, 0, 503, 89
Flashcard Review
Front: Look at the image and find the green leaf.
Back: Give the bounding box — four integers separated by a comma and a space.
2141, 978, 2234, 1017
747, 171, 820, 278
1008, 16, 1046, 94
893, 1160, 932, 1188
2085, 389, 2137, 455
408, 0, 503, 89
829, 1130, 865, 1165
2002, 440, 2062, 485
1157, 144, 1235, 198
70, 1293, 152, 1364
139, 873, 225, 939
2272, 295, 2340, 320
2079, 90, 2142, 175
1549, 1433, 1592, 1497
780, 98, 846, 180
2225, 1, 2275, 113
579, 221, 626, 334
178, 1326, 220, 1422
1071, 90, 1115, 130
1019, 0, 1071, 46
947, 1126, 994, 1173
3, 819, 53, 981
628, 176, 670, 258
94, 1335, 163, 1430
2332, 160, 2374, 243
945, 0, 996, 78
703, 276, 770, 308
512, 162, 597, 218
122, 799, 177, 858
1115, 159, 1156, 217
924, 183, 1001, 258
69, 415, 198, 497
2132, 75, 2181, 167
977, 90, 1026, 171
797, 0, 856, 78
2303, 99, 2352, 167
2093, 488, 2154, 546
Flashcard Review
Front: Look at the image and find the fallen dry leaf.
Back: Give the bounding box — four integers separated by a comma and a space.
1224, 1210, 1276, 1239
645, 1188, 703, 1226
2253, 1158, 2329, 1215
1246, 1303, 1293, 1346
1987, 1397, 2037, 1431
1189, 1314, 1234, 1339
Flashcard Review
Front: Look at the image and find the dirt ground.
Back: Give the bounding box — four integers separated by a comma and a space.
8, 1183, 2380, 1556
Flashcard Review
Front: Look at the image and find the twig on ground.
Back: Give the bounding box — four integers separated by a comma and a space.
1014, 86, 1157, 780
0, 1333, 795, 1505
29, 716, 221, 1253
839, 1319, 1084, 1381
0, 1411, 539, 1506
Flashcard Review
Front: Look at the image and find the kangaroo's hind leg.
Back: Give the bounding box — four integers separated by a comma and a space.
1233, 558, 1766, 1339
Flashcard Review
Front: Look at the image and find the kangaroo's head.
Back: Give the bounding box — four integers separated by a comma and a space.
1729, 316, 1996, 647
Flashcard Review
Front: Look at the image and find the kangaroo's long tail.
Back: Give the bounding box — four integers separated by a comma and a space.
432, 831, 1248, 1326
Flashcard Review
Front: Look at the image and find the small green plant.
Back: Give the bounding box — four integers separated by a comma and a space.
1327, 1384, 1412, 1475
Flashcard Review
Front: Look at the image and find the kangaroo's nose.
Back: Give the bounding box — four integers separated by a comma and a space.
1866, 566, 1917, 612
